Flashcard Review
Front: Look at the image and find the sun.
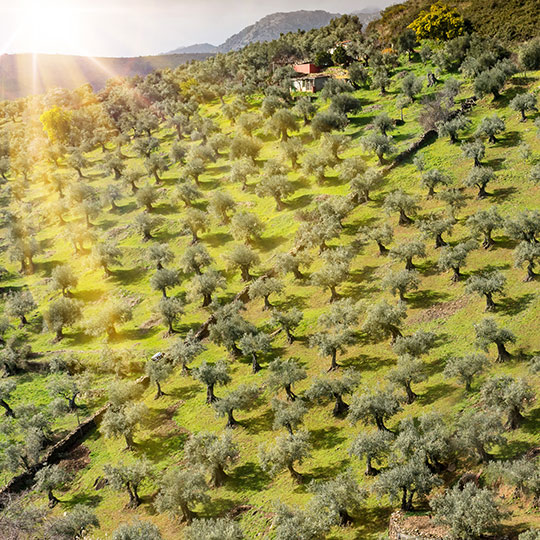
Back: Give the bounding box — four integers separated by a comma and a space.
19, 0, 84, 54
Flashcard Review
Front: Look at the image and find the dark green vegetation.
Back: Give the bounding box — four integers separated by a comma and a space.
372, 0, 540, 44
0, 6, 539, 540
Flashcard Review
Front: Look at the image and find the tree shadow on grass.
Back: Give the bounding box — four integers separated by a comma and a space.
36, 259, 64, 277
243, 408, 273, 435
496, 130, 521, 148
154, 202, 178, 216
62, 331, 95, 347
288, 193, 314, 210
111, 266, 147, 286
490, 186, 518, 203
310, 426, 347, 450
167, 383, 201, 401
117, 326, 162, 342
496, 293, 535, 316
228, 461, 270, 493
136, 429, 189, 462
306, 457, 351, 483
418, 382, 454, 405
257, 234, 287, 253
204, 232, 233, 248
521, 406, 540, 435
200, 496, 242, 517
348, 352, 395, 372
352, 505, 394, 539
406, 289, 450, 309
63, 492, 103, 509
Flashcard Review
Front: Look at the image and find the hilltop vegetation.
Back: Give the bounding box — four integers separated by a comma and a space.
0, 9, 539, 540
372, 0, 540, 44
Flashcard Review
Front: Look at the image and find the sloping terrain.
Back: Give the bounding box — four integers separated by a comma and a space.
0, 16, 539, 540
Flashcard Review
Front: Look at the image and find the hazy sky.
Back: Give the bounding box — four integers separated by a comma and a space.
0, 0, 396, 57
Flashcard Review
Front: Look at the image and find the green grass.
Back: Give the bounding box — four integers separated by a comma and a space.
0, 59, 539, 539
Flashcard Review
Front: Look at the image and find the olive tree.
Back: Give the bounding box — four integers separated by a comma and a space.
374, 458, 438, 511
158, 296, 185, 334
192, 360, 231, 404
431, 484, 505, 539
223, 244, 260, 281
271, 397, 307, 435
444, 353, 488, 391
188, 270, 226, 307
248, 277, 284, 311
180, 243, 213, 275
514, 241, 540, 281
271, 308, 304, 344
463, 166, 495, 199
383, 190, 419, 225
306, 370, 359, 417
267, 357, 307, 401
51, 265, 77, 297
510, 93, 537, 121
44, 297, 82, 341
349, 386, 402, 432
145, 354, 173, 398
213, 384, 259, 428
5, 290, 37, 326
466, 270, 506, 311
259, 430, 311, 483
349, 430, 393, 476
481, 375, 534, 429
361, 133, 395, 164
362, 300, 407, 342
150, 268, 181, 298
390, 239, 426, 271
255, 174, 295, 210
104, 459, 152, 508
475, 115, 505, 143
309, 471, 366, 526
455, 410, 505, 463
438, 240, 477, 281
184, 431, 239, 487
386, 355, 426, 404
184, 518, 243, 540
360, 223, 394, 255
381, 269, 420, 302
113, 521, 163, 540
34, 464, 72, 507
238, 331, 271, 374
467, 206, 503, 249
474, 318, 516, 362
461, 141, 485, 167
437, 116, 471, 144
168, 331, 206, 375
420, 169, 452, 198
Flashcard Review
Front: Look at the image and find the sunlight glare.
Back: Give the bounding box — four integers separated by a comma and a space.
21, 0, 84, 54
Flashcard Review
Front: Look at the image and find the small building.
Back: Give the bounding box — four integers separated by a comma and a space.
293, 63, 320, 74
292, 74, 331, 93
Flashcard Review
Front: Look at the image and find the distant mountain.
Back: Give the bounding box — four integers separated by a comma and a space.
167, 9, 381, 56
0, 53, 213, 100
167, 43, 219, 54
217, 10, 339, 52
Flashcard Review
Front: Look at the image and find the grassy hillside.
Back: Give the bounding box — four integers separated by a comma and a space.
0, 37, 539, 539
371, 0, 540, 44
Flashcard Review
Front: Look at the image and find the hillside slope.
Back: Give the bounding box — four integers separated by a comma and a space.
0, 53, 213, 100
0, 15, 539, 540
371, 0, 540, 43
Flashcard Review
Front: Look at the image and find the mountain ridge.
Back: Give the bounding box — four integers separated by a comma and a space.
167, 9, 381, 54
